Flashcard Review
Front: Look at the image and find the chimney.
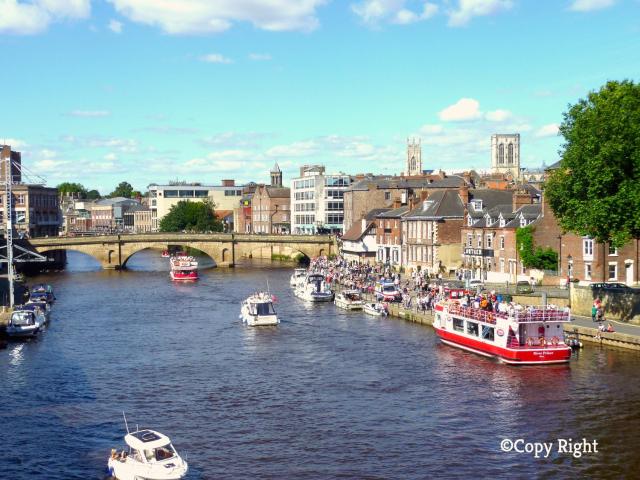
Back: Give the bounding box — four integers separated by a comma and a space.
361, 217, 367, 231
222, 179, 235, 187
420, 190, 429, 201
459, 184, 469, 205
393, 198, 401, 209
512, 188, 532, 211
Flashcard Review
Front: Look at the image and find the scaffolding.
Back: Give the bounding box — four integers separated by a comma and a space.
0, 153, 49, 308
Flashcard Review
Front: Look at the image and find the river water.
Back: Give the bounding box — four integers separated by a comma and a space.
1, 250, 639, 479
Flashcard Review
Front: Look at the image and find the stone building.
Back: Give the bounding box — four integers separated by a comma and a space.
491, 133, 520, 179
406, 138, 422, 176
1, 144, 22, 183
0, 184, 60, 238
374, 202, 409, 268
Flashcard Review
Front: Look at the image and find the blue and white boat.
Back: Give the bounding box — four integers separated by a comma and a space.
30, 284, 55, 304
24, 300, 51, 323
6, 306, 46, 338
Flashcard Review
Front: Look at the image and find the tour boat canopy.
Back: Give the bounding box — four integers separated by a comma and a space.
125, 429, 172, 450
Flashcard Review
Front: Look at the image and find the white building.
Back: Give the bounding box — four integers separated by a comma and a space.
290, 165, 351, 234
148, 180, 243, 231
491, 133, 521, 179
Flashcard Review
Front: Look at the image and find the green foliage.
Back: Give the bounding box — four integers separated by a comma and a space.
159, 200, 223, 233
86, 189, 101, 199
109, 181, 134, 198
545, 80, 640, 248
516, 226, 559, 271
56, 182, 87, 197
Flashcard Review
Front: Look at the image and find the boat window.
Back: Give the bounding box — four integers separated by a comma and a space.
482, 326, 495, 341
383, 285, 396, 292
467, 321, 479, 336
256, 303, 275, 315
144, 449, 155, 462
453, 318, 464, 332
11, 312, 34, 326
155, 444, 176, 461
132, 449, 143, 463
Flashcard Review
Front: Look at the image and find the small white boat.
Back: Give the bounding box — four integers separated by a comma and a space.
334, 290, 364, 310
294, 273, 334, 302
107, 427, 188, 480
6, 307, 46, 338
290, 268, 307, 287
241, 292, 280, 326
363, 302, 388, 316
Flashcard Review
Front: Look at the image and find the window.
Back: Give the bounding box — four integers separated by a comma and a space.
467, 234, 473, 247
500, 236, 505, 249
482, 326, 495, 341
500, 259, 505, 273
486, 234, 493, 248
477, 234, 482, 248
164, 190, 179, 198
467, 321, 479, 336
499, 216, 505, 227
384, 191, 391, 201
453, 318, 464, 332
609, 245, 617, 256
195, 190, 209, 197
583, 238, 594, 259
507, 143, 514, 165
585, 263, 592, 281
467, 215, 473, 226
498, 144, 504, 165
178, 190, 195, 197
520, 216, 527, 227
608, 263, 617, 281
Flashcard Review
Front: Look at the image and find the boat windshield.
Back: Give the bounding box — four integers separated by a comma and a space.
152, 444, 176, 462
11, 311, 34, 326
382, 285, 396, 293
256, 302, 276, 315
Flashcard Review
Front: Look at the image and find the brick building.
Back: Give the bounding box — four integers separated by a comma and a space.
251, 185, 291, 234
375, 203, 409, 268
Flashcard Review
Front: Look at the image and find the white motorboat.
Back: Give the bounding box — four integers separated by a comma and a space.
6, 307, 46, 338
290, 268, 307, 287
334, 290, 364, 310
363, 302, 388, 316
294, 273, 334, 302
240, 292, 280, 326
107, 427, 188, 480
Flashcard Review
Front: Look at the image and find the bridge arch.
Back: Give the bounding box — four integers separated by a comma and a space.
36, 246, 115, 270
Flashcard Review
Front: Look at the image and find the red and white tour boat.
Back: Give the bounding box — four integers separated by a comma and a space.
433, 302, 572, 365
170, 255, 198, 281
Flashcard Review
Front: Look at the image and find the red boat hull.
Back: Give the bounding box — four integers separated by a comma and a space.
170, 271, 198, 281
435, 326, 571, 365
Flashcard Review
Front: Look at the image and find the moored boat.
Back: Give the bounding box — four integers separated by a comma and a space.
30, 284, 55, 304
363, 302, 388, 316
334, 290, 364, 310
107, 427, 188, 480
433, 302, 572, 365
161, 249, 170, 258
6, 306, 46, 338
294, 273, 334, 302
290, 268, 307, 287
240, 292, 280, 326
170, 256, 198, 281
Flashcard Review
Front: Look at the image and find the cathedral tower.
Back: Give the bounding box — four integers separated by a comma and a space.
406, 138, 422, 176
491, 133, 521, 179
270, 162, 283, 187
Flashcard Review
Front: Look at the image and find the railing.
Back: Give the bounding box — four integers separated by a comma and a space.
447, 304, 570, 324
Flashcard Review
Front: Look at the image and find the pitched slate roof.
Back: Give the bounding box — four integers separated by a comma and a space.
342, 219, 374, 242
405, 190, 464, 220
376, 205, 410, 218
347, 175, 466, 192
265, 187, 290, 198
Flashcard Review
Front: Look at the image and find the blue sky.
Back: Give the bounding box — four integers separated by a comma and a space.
1, 0, 638, 194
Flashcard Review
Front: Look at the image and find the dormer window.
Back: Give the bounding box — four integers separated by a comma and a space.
519, 215, 527, 227
499, 214, 505, 227
422, 200, 433, 211
471, 199, 483, 211
467, 214, 473, 226
485, 215, 491, 227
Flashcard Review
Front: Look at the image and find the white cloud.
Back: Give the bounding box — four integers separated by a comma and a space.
534, 123, 559, 138
447, 0, 512, 27
108, 19, 123, 33
107, 0, 326, 35
104, 152, 118, 161
67, 110, 111, 117
249, 53, 272, 61
352, 0, 438, 25
200, 53, 233, 64
0, 0, 90, 35
569, 0, 615, 12
485, 109, 512, 122
2, 138, 28, 149
267, 140, 318, 158
438, 98, 482, 121
419, 124, 444, 135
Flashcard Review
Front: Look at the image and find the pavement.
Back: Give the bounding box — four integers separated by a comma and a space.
571, 313, 640, 336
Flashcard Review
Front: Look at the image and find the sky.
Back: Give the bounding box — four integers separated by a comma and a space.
0, 0, 639, 194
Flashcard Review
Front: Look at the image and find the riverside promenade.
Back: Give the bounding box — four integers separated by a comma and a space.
336, 285, 640, 352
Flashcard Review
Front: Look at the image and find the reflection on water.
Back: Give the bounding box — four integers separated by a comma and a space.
0, 250, 639, 479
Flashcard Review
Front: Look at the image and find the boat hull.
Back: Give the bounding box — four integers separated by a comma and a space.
108, 458, 188, 480
6, 326, 40, 338
363, 304, 386, 316
335, 299, 364, 310
170, 271, 198, 281
435, 327, 571, 365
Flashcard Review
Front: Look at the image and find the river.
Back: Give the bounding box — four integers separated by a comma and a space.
1, 250, 639, 479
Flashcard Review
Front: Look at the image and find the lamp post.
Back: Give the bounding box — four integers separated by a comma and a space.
567, 254, 573, 279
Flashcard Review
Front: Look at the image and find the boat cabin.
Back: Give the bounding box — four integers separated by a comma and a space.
124, 429, 178, 464
10, 309, 38, 327
249, 301, 276, 316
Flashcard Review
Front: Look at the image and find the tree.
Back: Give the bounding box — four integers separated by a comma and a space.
159, 200, 223, 233
545, 80, 640, 247
86, 189, 101, 200
57, 182, 87, 197
516, 226, 558, 271
109, 181, 134, 198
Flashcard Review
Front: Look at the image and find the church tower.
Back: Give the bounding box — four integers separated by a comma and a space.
406, 138, 422, 176
491, 133, 521, 179
270, 162, 283, 187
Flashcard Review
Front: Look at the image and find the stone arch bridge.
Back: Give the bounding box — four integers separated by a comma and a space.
28, 233, 336, 270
